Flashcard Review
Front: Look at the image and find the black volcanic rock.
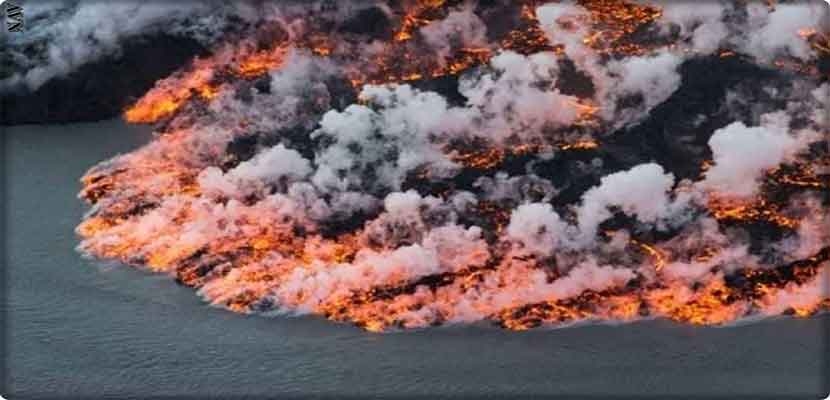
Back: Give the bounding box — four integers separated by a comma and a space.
609, 55, 788, 182
1, 34, 208, 125
339, 6, 392, 39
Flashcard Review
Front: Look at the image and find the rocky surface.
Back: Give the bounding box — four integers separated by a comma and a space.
1, 34, 207, 125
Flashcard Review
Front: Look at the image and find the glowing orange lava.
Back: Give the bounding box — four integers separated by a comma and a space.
78, 1, 830, 332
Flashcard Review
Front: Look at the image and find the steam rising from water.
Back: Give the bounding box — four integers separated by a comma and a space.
52, 0, 830, 331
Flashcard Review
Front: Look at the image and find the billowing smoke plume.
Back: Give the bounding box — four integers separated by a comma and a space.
73, 0, 829, 331
701, 112, 815, 197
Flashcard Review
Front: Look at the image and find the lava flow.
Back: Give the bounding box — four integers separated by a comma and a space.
77, 0, 829, 332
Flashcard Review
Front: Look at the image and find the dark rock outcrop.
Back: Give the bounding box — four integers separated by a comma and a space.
1, 34, 208, 125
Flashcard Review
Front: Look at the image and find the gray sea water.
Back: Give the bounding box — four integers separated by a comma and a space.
4, 119, 828, 399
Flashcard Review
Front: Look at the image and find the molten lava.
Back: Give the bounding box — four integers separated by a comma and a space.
77, 0, 829, 332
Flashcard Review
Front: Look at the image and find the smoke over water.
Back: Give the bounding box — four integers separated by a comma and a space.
65, 0, 829, 331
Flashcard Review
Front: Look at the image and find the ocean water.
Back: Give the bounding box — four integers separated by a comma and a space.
4, 119, 827, 398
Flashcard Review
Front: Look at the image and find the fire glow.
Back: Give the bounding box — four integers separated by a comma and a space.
78, 0, 828, 332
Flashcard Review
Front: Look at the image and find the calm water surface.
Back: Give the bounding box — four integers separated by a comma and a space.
5, 119, 828, 398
